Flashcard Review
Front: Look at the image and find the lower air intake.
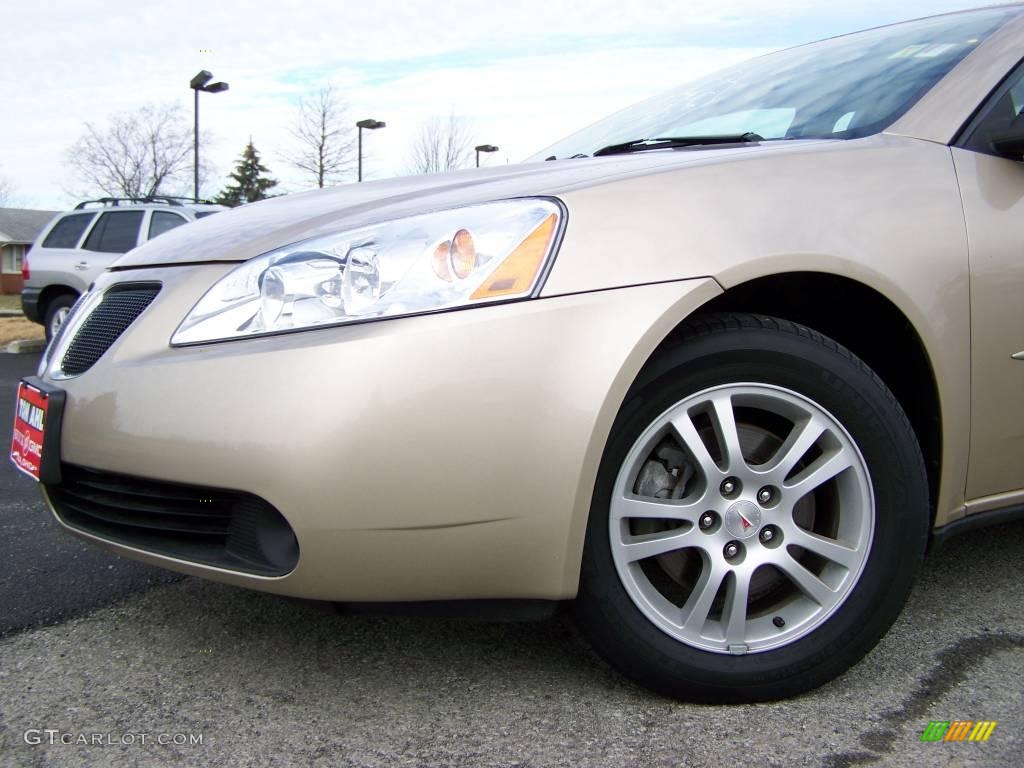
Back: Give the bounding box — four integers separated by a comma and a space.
46, 464, 299, 577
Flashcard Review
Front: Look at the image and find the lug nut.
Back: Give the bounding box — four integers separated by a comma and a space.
757, 487, 773, 505
759, 527, 775, 544
699, 513, 716, 530
720, 478, 737, 496
773, 616, 786, 628
724, 542, 740, 559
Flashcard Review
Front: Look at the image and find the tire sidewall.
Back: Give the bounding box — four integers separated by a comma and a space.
579, 319, 929, 699
44, 294, 76, 342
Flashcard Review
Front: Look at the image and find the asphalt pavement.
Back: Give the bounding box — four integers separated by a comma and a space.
0, 352, 181, 638
0, 349, 1021, 767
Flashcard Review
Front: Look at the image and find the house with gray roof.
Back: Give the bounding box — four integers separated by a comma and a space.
0, 208, 58, 294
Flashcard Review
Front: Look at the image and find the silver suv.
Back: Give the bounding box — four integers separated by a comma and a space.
22, 197, 224, 339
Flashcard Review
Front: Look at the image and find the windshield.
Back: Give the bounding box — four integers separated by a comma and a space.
532, 7, 1020, 160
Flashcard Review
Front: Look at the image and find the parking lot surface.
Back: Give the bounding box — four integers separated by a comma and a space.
0, 351, 1021, 767
0, 353, 181, 638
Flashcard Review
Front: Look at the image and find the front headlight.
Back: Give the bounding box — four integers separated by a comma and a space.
171, 199, 562, 345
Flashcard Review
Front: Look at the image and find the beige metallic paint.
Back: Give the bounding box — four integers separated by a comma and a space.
952, 146, 1024, 499
44, 265, 721, 599
547, 134, 973, 525
34, 10, 1024, 599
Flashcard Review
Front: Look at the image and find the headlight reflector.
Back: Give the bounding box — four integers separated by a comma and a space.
172, 199, 561, 345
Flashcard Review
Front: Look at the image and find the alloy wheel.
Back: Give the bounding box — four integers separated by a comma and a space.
609, 383, 874, 655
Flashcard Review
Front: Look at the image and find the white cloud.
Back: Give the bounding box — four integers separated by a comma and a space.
343, 46, 769, 179
0, 0, 991, 208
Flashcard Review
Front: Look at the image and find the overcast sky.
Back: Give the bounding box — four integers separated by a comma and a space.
0, 0, 995, 209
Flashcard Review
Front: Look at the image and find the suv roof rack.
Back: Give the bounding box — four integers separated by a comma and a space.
73, 196, 216, 209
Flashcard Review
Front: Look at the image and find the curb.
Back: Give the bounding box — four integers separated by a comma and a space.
4, 338, 46, 354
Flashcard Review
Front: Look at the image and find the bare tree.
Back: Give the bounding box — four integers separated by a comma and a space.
65, 104, 197, 198
407, 114, 473, 175
283, 86, 355, 188
0, 174, 14, 206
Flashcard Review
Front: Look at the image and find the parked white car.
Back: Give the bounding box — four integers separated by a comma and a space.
22, 197, 224, 339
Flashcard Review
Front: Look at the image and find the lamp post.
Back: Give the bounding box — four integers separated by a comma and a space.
475, 144, 499, 168
190, 70, 229, 202
356, 118, 386, 182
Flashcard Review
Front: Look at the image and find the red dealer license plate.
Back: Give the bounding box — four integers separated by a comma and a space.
10, 378, 64, 483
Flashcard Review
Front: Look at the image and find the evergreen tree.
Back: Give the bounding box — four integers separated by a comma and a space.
216, 141, 279, 206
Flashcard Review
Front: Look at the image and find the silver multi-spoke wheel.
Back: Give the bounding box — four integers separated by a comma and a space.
579, 315, 927, 701
610, 383, 874, 655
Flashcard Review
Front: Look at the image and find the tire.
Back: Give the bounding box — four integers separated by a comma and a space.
575, 313, 929, 702
43, 293, 77, 342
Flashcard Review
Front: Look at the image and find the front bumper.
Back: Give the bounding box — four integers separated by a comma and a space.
38, 263, 720, 601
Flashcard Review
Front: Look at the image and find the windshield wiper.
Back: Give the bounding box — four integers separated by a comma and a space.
592, 132, 764, 157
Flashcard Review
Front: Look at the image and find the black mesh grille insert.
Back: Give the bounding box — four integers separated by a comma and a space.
61, 283, 160, 376
46, 464, 299, 577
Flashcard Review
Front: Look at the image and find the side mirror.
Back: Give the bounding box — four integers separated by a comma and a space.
992, 115, 1024, 160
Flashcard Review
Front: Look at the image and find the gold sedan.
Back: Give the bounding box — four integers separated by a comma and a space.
12, 4, 1024, 702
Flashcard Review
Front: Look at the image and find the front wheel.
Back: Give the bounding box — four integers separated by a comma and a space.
575, 313, 929, 702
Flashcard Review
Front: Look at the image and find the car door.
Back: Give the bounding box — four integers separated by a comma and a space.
78, 209, 145, 285
30, 211, 97, 293
952, 61, 1024, 505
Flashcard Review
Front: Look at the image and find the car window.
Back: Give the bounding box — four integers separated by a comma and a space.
193, 211, 219, 219
961, 62, 1024, 157
532, 6, 1019, 159
672, 108, 796, 139
149, 211, 187, 239
82, 210, 145, 254
41, 213, 96, 249
833, 111, 856, 132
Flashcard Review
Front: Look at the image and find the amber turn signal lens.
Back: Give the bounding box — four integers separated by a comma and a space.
432, 241, 453, 282
471, 214, 557, 299
451, 229, 476, 279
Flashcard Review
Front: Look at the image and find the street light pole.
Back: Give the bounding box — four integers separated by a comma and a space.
190, 70, 229, 202
475, 144, 499, 168
356, 118, 386, 182
194, 88, 200, 203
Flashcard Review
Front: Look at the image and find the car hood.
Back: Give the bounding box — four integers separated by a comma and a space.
114, 140, 832, 268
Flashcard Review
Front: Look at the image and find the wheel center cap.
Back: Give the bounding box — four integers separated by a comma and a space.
724, 500, 762, 539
